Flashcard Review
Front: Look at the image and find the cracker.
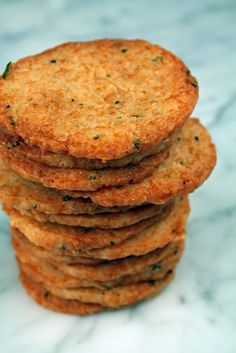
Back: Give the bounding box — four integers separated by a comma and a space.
0, 160, 136, 214
0, 127, 175, 169
82, 197, 189, 260
0, 39, 198, 160
11, 227, 106, 265
5, 202, 167, 229
19, 265, 175, 308
0, 145, 169, 191
62, 119, 216, 207
11, 197, 188, 259
13, 228, 183, 284
9, 203, 172, 252
20, 271, 104, 315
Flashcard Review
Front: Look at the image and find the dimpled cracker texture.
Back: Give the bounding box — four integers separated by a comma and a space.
0, 39, 216, 314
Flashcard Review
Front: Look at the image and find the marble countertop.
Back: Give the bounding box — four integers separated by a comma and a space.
0, 0, 236, 352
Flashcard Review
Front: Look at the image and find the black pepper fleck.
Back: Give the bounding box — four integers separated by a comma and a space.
44, 291, 49, 298
11, 140, 21, 148
9, 117, 16, 126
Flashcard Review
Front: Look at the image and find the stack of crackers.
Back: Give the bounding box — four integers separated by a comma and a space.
0, 40, 216, 315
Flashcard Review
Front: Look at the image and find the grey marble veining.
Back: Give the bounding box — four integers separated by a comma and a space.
0, 0, 236, 352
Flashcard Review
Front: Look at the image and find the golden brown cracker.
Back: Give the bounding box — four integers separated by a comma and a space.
0, 39, 198, 160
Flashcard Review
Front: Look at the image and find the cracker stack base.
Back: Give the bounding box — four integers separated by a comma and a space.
0, 40, 216, 315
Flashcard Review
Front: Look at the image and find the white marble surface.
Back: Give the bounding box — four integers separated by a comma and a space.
0, 0, 236, 352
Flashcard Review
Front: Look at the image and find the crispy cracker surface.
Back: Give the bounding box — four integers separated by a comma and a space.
63, 119, 216, 206
0, 39, 198, 160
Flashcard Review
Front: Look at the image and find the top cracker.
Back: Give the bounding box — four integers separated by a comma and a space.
0, 39, 198, 160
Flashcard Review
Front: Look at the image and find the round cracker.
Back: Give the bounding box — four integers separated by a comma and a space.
0, 119, 216, 211
0, 160, 136, 215
20, 271, 104, 315
0, 128, 175, 169
5, 202, 167, 229
0, 39, 198, 160
12, 227, 104, 265
81, 197, 189, 260
19, 264, 175, 308
0, 145, 169, 191
11, 197, 188, 259
62, 119, 216, 206
9, 204, 172, 252
13, 229, 183, 284
18, 254, 178, 290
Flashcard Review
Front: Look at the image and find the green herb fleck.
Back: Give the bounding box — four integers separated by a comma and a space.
121, 48, 128, 53
152, 56, 163, 63
190, 80, 198, 88
133, 115, 140, 118
59, 242, 67, 250
194, 136, 199, 141
134, 138, 141, 150
116, 116, 122, 119
2, 62, 12, 79
31, 203, 37, 209
89, 175, 96, 180
148, 279, 156, 286
151, 263, 162, 271
93, 135, 100, 140
63, 195, 72, 201
50, 59, 57, 63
